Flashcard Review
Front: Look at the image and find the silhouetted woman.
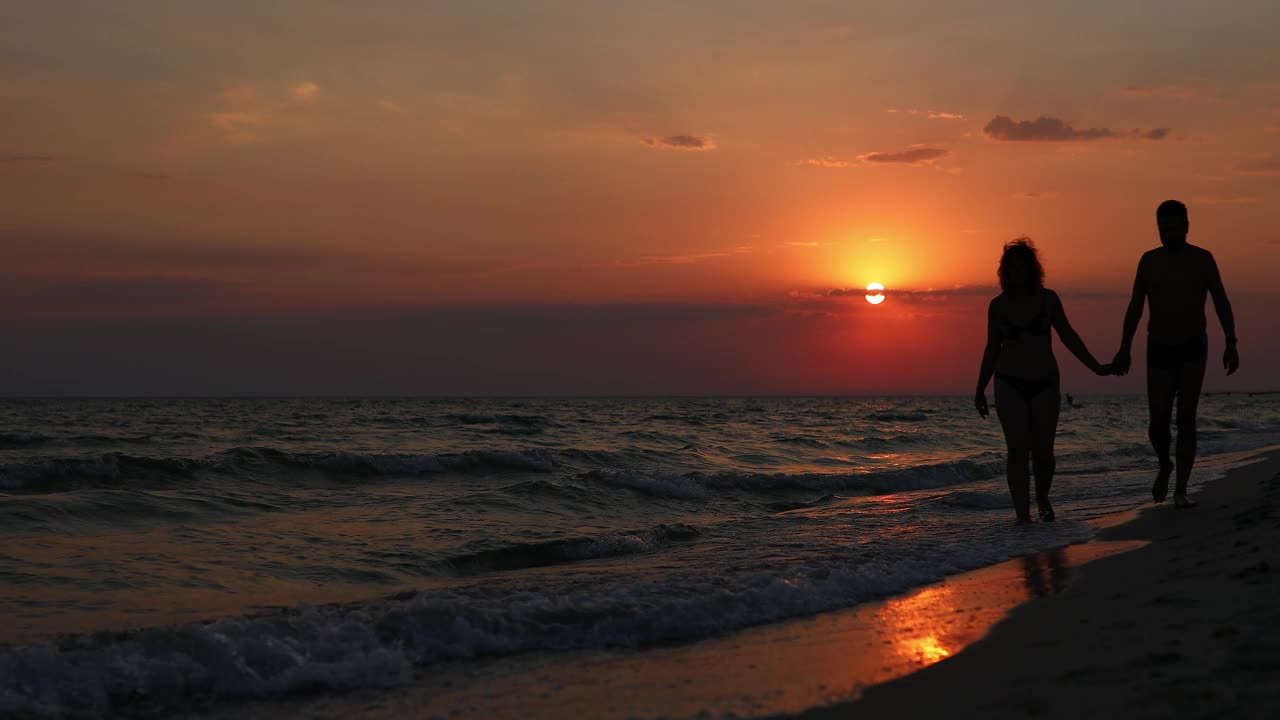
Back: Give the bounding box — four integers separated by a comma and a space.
974, 239, 1109, 524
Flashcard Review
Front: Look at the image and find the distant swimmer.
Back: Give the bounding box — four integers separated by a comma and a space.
1112, 200, 1239, 508
1064, 393, 1076, 408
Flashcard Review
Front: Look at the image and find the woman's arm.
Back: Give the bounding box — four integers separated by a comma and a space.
1050, 290, 1105, 374
974, 298, 1001, 417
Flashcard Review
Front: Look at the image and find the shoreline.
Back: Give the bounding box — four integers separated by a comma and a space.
793, 447, 1280, 719
185, 451, 1280, 720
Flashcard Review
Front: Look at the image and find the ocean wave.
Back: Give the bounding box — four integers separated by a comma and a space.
0, 519, 1091, 719
0, 455, 200, 494
448, 413, 550, 426
580, 455, 1004, 499
445, 524, 702, 575
864, 412, 931, 422
0, 431, 56, 449
0, 447, 557, 494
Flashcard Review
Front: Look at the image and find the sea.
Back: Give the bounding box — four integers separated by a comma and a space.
1, 395, 1277, 717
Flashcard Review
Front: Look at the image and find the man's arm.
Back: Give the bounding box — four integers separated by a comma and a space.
1207, 251, 1240, 375
1114, 255, 1148, 375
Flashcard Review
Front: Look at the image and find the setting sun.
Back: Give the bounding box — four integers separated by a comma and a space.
866, 283, 886, 305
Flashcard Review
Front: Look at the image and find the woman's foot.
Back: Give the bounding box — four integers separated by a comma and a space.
1015, 515, 1035, 525
1152, 460, 1173, 503
1173, 493, 1197, 509
1037, 500, 1056, 522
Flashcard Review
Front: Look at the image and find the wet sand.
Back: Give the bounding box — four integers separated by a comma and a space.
795, 449, 1280, 720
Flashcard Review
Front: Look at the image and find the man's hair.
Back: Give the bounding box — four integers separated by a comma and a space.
1156, 199, 1188, 221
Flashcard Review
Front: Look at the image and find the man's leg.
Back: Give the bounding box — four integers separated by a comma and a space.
1147, 366, 1177, 502
1174, 354, 1208, 502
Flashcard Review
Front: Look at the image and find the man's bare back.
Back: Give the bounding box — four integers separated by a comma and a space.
1113, 200, 1238, 508
1137, 243, 1220, 345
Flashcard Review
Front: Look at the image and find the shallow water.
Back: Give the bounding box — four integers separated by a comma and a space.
1, 395, 1276, 717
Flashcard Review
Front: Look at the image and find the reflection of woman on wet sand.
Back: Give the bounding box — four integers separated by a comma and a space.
974, 239, 1112, 524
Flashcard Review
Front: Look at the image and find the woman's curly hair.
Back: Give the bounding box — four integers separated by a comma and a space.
998, 237, 1045, 293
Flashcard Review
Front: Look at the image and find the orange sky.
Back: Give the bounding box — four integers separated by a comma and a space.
2, 1, 1278, 394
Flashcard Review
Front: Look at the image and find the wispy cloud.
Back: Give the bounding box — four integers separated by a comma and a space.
888, 109, 967, 120
1267, 120, 1280, 134
625, 245, 750, 266
800, 147, 948, 168
858, 146, 948, 165
209, 111, 266, 142
220, 85, 257, 104
1013, 191, 1059, 199
1233, 155, 1280, 175
983, 115, 1169, 142
292, 82, 320, 103
800, 158, 857, 168
208, 82, 320, 142
641, 135, 716, 151
1121, 85, 1201, 98
823, 284, 997, 300
1194, 195, 1257, 205
0, 152, 52, 162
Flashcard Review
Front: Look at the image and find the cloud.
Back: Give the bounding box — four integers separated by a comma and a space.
209, 111, 265, 142
1121, 85, 1200, 98
61, 276, 237, 305
1233, 155, 1280, 175
641, 135, 716, 151
889, 108, 967, 120
1194, 195, 1257, 205
625, 244, 750, 266
292, 82, 320, 102
800, 158, 857, 168
785, 241, 822, 247
983, 116, 1170, 142
983, 115, 1115, 141
1, 152, 52, 162
221, 85, 257, 104
1267, 120, 1280, 134
1013, 191, 1059, 199
858, 146, 948, 165
824, 284, 997, 301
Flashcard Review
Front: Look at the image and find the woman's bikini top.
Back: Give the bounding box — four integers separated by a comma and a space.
1000, 291, 1052, 340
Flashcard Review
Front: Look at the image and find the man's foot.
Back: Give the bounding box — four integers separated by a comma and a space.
1037, 499, 1056, 522
1015, 515, 1034, 525
1152, 461, 1173, 503
1173, 494, 1197, 509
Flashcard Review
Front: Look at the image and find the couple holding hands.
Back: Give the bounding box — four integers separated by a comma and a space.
975, 200, 1239, 524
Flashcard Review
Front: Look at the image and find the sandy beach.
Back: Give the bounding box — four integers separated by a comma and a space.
796, 449, 1280, 720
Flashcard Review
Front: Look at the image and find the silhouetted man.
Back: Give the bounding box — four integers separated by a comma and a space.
1113, 200, 1239, 508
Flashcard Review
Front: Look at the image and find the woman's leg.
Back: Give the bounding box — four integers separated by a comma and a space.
1028, 385, 1062, 518
994, 378, 1033, 522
